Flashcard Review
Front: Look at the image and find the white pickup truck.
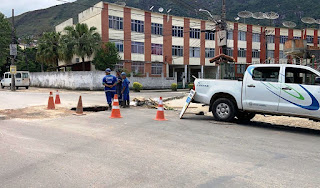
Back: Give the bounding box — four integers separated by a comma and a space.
193, 64, 320, 122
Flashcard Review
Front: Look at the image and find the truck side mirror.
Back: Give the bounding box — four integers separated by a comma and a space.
315, 77, 320, 84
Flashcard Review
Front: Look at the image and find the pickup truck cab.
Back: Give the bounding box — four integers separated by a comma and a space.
1, 71, 30, 89
194, 64, 320, 122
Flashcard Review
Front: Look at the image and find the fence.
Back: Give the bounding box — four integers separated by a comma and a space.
30, 71, 177, 90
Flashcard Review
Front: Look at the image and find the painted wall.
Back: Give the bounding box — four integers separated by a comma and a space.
30, 72, 177, 90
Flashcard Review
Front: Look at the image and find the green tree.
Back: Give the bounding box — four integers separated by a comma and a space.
16, 47, 46, 72
64, 23, 101, 71
0, 12, 11, 74
36, 32, 61, 71
92, 42, 121, 71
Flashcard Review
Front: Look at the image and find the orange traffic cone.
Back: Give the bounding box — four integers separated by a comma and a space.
55, 90, 61, 104
154, 97, 167, 121
74, 95, 85, 116
110, 94, 122, 118
47, 91, 55, 110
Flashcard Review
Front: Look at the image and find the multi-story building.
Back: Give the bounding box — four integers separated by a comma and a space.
56, 1, 320, 82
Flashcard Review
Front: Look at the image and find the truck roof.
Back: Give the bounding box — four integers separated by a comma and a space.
249, 64, 316, 70
4, 71, 30, 74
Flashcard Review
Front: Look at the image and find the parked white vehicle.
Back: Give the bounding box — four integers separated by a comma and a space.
1, 71, 30, 89
193, 64, 320, 122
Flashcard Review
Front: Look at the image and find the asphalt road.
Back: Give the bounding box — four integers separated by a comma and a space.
1, 108, 320, 187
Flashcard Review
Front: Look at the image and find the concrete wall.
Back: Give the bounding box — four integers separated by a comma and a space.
30, 72, 177, 90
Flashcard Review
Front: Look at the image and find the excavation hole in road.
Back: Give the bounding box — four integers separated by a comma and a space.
71, 106, 109, 112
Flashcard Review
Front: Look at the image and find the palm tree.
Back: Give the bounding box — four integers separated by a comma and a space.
63, 23, 101, 71
36, 32, 61, 71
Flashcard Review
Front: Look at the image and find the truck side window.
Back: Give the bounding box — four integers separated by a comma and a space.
285, 67, 319, 85
22, 73, 29, 79
16, 73, 21, 79
5, 74, 8, 78
252, 67, 280, 82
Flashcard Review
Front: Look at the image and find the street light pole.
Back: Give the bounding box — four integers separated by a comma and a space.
11, 9, 16, 91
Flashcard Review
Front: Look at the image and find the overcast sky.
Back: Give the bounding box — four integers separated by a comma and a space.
0, 0, 76, 17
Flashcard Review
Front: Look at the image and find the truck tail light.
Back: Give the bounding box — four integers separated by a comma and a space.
193, 83, 195, 90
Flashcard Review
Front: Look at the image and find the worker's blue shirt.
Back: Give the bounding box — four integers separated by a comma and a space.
102, 75, 117, 91
122, 78, 130, 94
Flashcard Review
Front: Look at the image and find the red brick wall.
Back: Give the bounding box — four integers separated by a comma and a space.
101, 3, 109, 43
200, 21, 206, 66
260, 27, 266, 63
183, 18, 190, 65
275, 28, 280, 63
124, 7, 131, 62
163, 15, 172, 64
246, 25, 252, 63
314, 30, 318, 47
233, 23, 238, 62
145, 12, 151, 62
145, 62, 151, 76
288, 29, 293, 40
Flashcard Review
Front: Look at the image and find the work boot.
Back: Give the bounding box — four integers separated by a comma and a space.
126, 100, 130, 108
120, 101, 125, 108
108, 103, 112, 110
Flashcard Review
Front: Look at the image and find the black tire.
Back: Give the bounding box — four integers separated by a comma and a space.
1, 84, 4, 89
237, 112, 256, 122
26, 86, 29, 89
16, 87, 19, 90
212, 98, 236, 122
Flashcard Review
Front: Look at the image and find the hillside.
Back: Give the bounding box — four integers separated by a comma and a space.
11, 0, 320, 37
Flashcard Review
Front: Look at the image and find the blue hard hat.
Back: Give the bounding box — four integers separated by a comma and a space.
105, 68, 111, 72
121, 72, 126, 76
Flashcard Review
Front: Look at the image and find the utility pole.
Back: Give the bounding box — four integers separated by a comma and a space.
11, 9, 16, 91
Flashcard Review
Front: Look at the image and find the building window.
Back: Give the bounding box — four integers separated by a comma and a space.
110, 40, 124, 52
267, 35, 275, 43
237, 64, 246, 74
131, 62, 144, 74
280, 35, 288, 44
307, 35, 314, 43
131, 41, 144, 54
109, 16, 123, 30
267, 50, 274, 58
151, 23, 163, 35
172, 45, 183, 56
131, 19, 144, 33
252, 33, 260, 42
252, 49, 260, 58
205, 48, 215, 58
151, 63, 162, 75
190, 47, 200, 57
172, 26, 184, 37
227, 30, 233, 40
294, 36, 301, 40
238, 31, 246, 41
226, 48, 233, 56
279, 50, 285, 59
151, 43, 163, 55
205, 32, 215, 40
238, 48, 246, 57
115, 62, 123, 71
190, 28, 200, 39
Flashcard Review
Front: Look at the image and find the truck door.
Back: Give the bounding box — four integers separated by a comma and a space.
279, 67, 320, 118
22, 73, 29, 86
242, 67, 281, 112
15, 73, 22, 86
5, 73, 11, 86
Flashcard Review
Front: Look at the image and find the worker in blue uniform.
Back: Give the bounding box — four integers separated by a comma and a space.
115, 70, 123, 107
121, 72, 130, 108
102, 68, 117, 109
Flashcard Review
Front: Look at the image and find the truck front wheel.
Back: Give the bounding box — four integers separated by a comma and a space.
212, 98, 236, 122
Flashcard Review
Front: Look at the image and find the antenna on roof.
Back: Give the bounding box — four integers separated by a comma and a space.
149, 6, 154, 11
158, 7, 164, 13
237, 11, 253, 24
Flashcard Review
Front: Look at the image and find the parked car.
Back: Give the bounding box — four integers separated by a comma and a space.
193, 64, 320, 122
1, 71, 30, 89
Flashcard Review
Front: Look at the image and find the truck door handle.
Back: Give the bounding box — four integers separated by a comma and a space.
247, 84, 255, 88
282, 87, 292, 91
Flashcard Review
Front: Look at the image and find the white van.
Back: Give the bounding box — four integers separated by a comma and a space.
1, 71, 30, 89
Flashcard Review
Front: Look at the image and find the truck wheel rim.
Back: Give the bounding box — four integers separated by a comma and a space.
216, 103, 230, 119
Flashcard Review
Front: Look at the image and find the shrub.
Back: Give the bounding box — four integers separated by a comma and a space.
188, 83, 194, 90
171, 83, 177, 91
133, 82, 143, 92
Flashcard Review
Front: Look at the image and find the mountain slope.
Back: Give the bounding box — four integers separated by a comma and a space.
12, 0, 320, 37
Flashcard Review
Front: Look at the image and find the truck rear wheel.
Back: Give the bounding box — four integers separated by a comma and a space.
237, 112, 256, 122
212, 98, 236, 122
1, 84, 4, 89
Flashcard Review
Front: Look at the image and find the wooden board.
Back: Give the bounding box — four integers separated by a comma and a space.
179, 89, 196, 119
